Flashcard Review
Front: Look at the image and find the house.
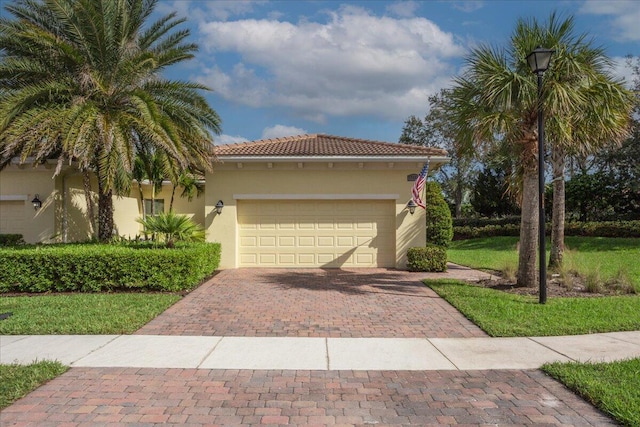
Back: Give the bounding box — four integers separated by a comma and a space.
205, 134, 447, 269
0, 134, 448, 269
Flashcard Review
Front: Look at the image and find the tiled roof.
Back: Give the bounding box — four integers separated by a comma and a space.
215, 134, 447, 158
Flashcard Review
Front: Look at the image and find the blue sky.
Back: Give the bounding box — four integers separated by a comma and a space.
122, 2, 640, 143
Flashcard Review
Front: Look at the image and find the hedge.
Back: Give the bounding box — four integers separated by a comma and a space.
454, 220, 640, 240
452, 216, 521, 228
407, 245, 447, 272
0, 242, 221, 293
0, 234, 25, 246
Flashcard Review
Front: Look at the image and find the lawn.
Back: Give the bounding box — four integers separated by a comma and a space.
426, 279, 640, 336
543, 358, 640, 427
427, 278, 640, 426
0, 293, 180, 334
448, 236, 640, 288
0, 361, 68, 410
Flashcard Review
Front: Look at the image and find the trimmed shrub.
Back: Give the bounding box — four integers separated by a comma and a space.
453, 220, 640, 240
407, 245, 447, 272
424, 181, 453, 247
0, 234, 25, 246
453, 216, 521, 228
0, 242, 221, 293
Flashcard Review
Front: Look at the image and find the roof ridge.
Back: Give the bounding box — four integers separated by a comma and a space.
215, 133, 448, 157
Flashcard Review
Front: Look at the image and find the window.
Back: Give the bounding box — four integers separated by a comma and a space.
144, 199, 164, 217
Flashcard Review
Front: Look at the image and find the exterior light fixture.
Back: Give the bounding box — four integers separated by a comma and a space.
407, 199, 417, 215
215, 200, 224, 214
526, 46, 554, 74
31, 194, 42, 211
527, 46, 554, 304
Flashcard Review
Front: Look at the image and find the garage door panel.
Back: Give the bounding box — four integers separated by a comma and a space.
238, 200, 394, 267
278, 236, 295, 246
0, 201, 26, 235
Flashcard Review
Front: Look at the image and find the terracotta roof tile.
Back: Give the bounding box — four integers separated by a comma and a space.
215, 134, 446, 158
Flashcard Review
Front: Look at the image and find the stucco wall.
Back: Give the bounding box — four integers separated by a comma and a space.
0, 165, 57, 243
63, 174, 206, 240
205, 161, 428, 269
1, 167, 205, 243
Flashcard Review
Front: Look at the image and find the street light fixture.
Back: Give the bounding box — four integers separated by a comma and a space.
527, 46, 554, 304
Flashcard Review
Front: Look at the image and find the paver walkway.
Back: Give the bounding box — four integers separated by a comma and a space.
137, 267, 488, 338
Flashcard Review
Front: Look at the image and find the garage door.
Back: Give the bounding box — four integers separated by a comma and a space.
0, 201, 25, 235
238, 200, 395, 267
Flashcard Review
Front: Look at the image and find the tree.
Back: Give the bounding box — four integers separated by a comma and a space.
0, 0, 222, 241
399, 115, 430, 146
449, 13, 633, 287
543, 24, 631, 269
400, 90, 477, 218
471, 157, 520, 218
169, 170, 205, 212
423, 90, 477, 218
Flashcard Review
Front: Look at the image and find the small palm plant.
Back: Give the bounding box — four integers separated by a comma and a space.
137, 212, 205, 248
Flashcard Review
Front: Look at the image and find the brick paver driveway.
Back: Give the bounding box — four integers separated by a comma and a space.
137, 268, 487, 338
2, 368, 615, 426
2, 267, 618, 426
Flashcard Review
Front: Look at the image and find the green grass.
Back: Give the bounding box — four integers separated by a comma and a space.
426, 279, 640, 336
448, 236, 640, 287
543, 358, 640, 427
0, 293, 180, 334
0, 361, 68, 410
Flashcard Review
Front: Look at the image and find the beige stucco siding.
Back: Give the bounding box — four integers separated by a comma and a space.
1, 166, 204, 243
205, 161, 427, 269
63, 175, 206, 240
0, 166, 57, 243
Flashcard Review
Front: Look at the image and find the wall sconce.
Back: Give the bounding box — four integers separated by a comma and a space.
215, 200, 224, 214
406, 199, 417, 215
31, 194, 42, 211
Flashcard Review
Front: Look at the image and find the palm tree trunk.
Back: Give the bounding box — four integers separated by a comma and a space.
170, 184, 177, 212
97, 180, 114, 242
82, 170, 96, 238
549, 145, 565, 269
454, 177, 463, 218
517, 168, 539, 287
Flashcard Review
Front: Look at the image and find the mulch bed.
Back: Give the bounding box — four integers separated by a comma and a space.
475, 272, 636, 298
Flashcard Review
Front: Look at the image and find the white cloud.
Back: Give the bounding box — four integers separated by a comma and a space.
157, 0, 265, 23
580, 0, 640, 41
213, 134, 249, 145
452, 1, 484, 13
261, 125, 308, 139
386, 1, 420, 18
197, 5, 464, 121
610, 56, 636, 89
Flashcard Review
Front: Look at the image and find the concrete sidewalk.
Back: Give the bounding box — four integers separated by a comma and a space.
2, 331, 639, 370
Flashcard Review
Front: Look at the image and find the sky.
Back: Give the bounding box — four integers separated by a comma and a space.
32, 1, 640, 145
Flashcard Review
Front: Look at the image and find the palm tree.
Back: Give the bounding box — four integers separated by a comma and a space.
0, 0, 221, 241
169, 169, 205, 212
450, 13, 632, 287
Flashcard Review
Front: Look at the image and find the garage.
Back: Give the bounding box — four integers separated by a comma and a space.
238, 199, 395, 267
207, 134, 448, 269
0, 200, 25, 235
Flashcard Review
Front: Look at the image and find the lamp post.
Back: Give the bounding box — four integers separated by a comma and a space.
527, 46, 554, 304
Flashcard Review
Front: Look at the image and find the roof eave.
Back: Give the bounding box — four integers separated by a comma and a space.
216, 155, 450, 163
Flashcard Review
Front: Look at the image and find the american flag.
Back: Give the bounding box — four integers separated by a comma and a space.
411, 161, 430, 210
